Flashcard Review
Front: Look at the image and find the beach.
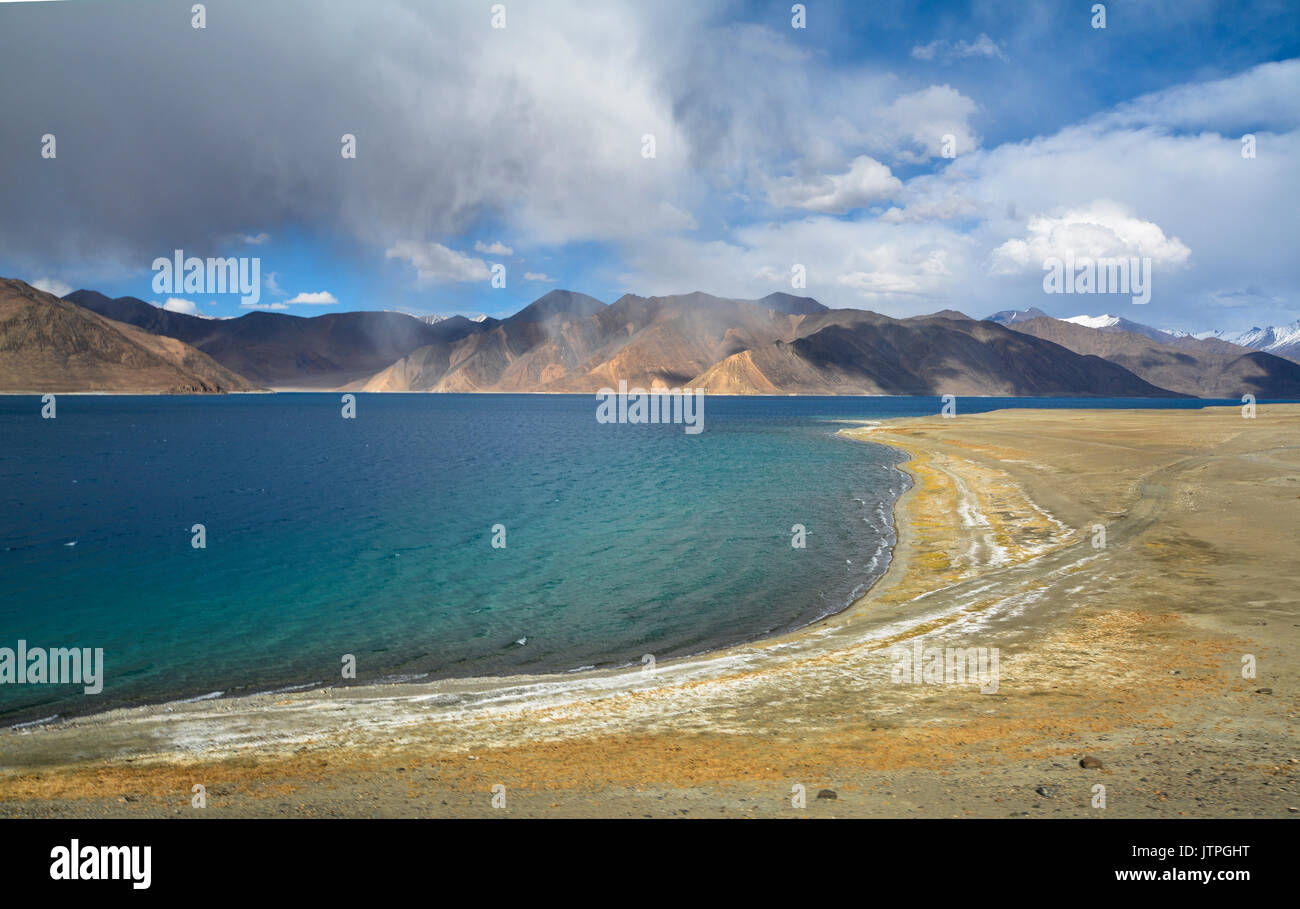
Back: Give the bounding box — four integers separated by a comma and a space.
2, 403, 1296, 818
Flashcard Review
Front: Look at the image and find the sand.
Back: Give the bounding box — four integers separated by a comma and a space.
2, 403, 1296, 818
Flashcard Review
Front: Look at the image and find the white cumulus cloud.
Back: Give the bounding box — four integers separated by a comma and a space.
284, 291, 338, 305
157, 297, 214, 318
385, 241, 491, 283
767, 155, 903, 214
989, 201, 1192, 275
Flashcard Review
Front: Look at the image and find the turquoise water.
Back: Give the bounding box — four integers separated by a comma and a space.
0, 394, 1259, 723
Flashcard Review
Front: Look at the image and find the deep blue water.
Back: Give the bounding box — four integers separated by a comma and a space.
0, 393, 1267, 723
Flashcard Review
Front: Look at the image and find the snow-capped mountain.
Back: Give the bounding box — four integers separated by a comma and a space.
984, 309, 1170, 337
985, 310, 1294, 360
1060, 314, 1180, 344
984, 307, 1051, 325
1062, 314, 1121, 329
420, 313, 489, 324
1194, 321, 1300, 361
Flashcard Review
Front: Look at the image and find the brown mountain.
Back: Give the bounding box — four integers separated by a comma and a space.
64, 289, 489, 388
692, 309, 1182, 396
0, 278, 257, 393
362, 291, 1180, 396
43, 280, 1226, 397
996, 315, 1300, 398
362, 290, 811, 392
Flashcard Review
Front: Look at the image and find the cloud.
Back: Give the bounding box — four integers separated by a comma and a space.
616, 59, 1298, 326
1090, 58, 1300, 136
667, 58, 1295, 326
837, 247, 954, 297
619, 216, 975, 313
662, 22, 982, 184
989, 201, 1192, 274
0, 4, 1293, 332
283, 291, 338, 305
157, 297, 213, 318
474, 240, 513, 256
767, 156, 903, 214
385, 241, 491, 283
879, 85, 981, 162
238, 232, 271, 245
0, 0, 702, 272
911, 34, 1006, 63
1207, 287, 1280, 309
524, 272, 556, 283
31, 277, 72, 297
880, 191, 980, 223
263, 271, 283, 296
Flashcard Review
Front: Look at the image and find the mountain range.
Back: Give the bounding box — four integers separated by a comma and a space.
985, 310, 1300, 398
989, 310, 1300, 363
63, 288, 491, 388
2, 276, 1298, 399
1193, 321, 1300, 362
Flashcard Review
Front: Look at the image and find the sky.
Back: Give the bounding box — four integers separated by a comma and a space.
1, 0, 1297, 332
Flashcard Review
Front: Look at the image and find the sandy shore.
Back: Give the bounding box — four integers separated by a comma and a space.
2, 404, 1296, 818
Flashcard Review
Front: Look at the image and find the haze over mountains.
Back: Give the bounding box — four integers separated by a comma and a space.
2, 276, 1298, 398
65, 288, 488, 388
362, 291, 829, 393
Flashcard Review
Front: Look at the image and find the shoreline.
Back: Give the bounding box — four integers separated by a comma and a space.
2, 404, 1296, 818
0, 416, 952, 739
0, 415, 911, 730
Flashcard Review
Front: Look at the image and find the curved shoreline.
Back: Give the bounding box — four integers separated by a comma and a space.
3, 404, 1297, 820
0, 410, 1066, 762
0, 419, 910, 731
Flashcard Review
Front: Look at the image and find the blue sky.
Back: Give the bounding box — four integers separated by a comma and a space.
1, 0, 1297, 331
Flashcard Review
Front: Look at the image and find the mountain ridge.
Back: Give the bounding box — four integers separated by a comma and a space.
3, 277, 1293, 397
985, 311, 1300, 397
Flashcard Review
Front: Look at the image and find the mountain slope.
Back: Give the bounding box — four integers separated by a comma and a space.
692, 310, 1182, 396
997, 316, 1300, 398
756, 292, 828, 315
1060, 313, 1175, 343
0, 278, 258, 393
1201, 321, 1300, 363
65, 290, 489, 388
363, 291, 805, 392
985, 307, 1051, 325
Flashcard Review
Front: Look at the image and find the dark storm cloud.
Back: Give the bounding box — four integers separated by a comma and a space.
0, 0, 695, 275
